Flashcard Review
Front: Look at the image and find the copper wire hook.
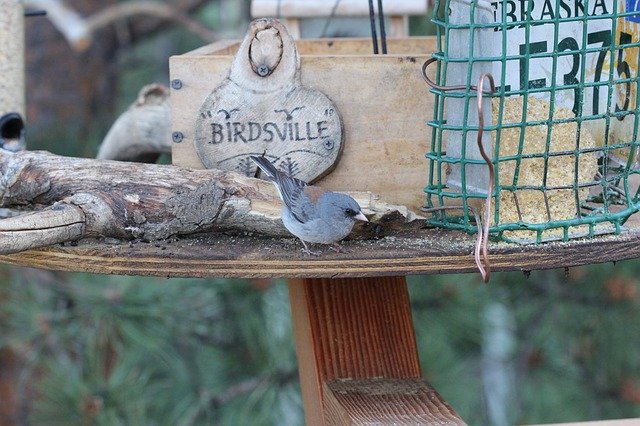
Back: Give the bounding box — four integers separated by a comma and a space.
475, 73, 497, 283
421, 56, 497, 282
422, 57, 468, 91
422, 57, 494, 94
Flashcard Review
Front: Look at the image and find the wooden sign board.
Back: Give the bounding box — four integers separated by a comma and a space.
194, 19, 343, 182
170, 34, 436, 211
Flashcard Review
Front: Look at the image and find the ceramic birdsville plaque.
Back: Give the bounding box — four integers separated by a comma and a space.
194, 18, 344, 182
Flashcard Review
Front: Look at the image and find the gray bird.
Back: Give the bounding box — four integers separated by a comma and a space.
250, 155, 368, 255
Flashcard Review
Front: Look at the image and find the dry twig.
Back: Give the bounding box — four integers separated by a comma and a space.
25, 0, 216, 51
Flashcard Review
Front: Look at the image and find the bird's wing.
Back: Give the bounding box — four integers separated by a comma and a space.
250, 155, 278, 180
277, 174, 317, 223
250, 155, 316, 223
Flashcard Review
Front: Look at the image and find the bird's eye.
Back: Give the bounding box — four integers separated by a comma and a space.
345, 208, 355, 216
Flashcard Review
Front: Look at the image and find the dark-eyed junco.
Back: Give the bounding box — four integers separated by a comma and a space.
250, 156, 368, 255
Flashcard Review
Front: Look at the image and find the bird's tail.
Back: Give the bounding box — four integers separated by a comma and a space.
250, 155, 278, 181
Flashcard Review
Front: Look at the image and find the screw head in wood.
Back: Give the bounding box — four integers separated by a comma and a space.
323, 139, 335, 150
256, 64, 270, 77
171, 79, 183, 90
172, 131, 184, 143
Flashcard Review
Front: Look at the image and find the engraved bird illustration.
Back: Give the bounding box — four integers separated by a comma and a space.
217, 108, 240, 119
274, 107, 305, 121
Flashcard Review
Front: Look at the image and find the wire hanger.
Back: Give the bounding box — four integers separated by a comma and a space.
368, 0, 388, 54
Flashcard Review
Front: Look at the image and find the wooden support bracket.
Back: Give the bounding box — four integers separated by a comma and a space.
288, 276, 466, 425
324, 378, 464, 425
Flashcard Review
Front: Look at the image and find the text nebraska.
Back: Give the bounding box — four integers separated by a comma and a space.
209, 121, 330, 144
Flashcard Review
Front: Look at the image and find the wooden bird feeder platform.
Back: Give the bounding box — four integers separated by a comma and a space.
4, 219, 640, 279
3, 11, 640, 425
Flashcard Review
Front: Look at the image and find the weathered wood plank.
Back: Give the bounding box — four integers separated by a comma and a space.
0, 227, 639, 278
294, 36, 433, 55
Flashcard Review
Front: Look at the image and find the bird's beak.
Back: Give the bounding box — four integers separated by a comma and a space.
354, 211, 368, 222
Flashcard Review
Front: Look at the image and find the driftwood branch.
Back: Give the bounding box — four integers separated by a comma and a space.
0, 203, 85, 253
0, 150, 419, 255
97, 84, 172, 162
0, 149, 283, 253
26, 0, 217, 51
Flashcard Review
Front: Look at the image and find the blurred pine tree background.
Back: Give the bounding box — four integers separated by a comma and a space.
1, 1, 639, 424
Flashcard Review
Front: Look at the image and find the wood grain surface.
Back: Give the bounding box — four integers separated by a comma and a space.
324, 378, 466, 425
0, 226, 638, 278
290, 277, 420, 380
287, 277, 462, 425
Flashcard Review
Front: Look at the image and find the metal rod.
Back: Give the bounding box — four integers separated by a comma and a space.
368, 0, 379, 54
377, 0, 387, 54
24, 9, 46, 17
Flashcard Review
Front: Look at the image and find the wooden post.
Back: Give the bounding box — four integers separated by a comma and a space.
0, 2, 24, 424
0, 0, 25, 119
288, 276, 466, 425
0, 348, 18, 424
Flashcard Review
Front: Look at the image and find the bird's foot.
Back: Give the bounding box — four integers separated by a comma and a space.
301, 247, 321, 256
301, 241, 321, 256
329, 243, 347, 253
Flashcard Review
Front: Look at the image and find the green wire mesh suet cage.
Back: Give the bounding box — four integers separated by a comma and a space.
424, 0, 640, 243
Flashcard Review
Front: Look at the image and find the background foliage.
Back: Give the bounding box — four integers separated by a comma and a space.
1, 1, 639, 424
